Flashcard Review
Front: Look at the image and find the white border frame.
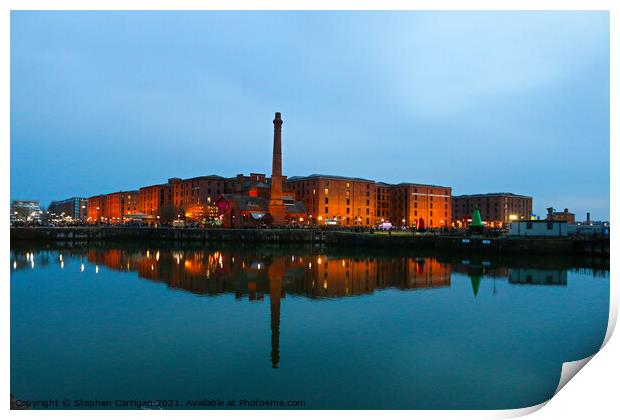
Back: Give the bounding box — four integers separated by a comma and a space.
2, 1, 616, 419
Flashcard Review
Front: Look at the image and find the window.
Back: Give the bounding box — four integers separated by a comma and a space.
346, 198, 350, 205
325, 197, 329, 204
325, 188, 329, 196
366, 199, 370, 206
526, 222, 533, 230
346, 208, 350, 214
325, 207, 329, 213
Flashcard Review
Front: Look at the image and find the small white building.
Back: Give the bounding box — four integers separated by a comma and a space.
509, 220, 571, 237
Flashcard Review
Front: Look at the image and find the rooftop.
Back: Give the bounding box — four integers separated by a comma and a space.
453, 192, 532, 199
288, 174, 375, 183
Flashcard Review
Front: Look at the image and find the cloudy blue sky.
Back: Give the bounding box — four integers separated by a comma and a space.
10, 11, 610, 220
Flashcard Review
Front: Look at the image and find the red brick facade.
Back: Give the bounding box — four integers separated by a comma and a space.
452, 193, 533, 227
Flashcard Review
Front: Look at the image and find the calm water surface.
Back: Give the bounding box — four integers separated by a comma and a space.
10, 243, 609, 409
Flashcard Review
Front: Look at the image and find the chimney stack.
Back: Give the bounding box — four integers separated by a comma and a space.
269, 112, 286, 225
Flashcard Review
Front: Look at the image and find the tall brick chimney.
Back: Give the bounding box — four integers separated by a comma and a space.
269, 112, 286, 225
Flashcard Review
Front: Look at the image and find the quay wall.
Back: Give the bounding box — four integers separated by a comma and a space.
10, 227, 609, 256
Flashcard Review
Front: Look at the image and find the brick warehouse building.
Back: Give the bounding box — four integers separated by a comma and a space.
286, 176, 452, 228
286, 175, 378, 226
389, 183, 452, 229
452, 193, 533, 227
139, 182, 173, 223
76, 111, 464, 228
87, 191, 139, 223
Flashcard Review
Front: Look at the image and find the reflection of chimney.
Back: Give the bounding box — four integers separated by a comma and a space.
268, 258, 284, 368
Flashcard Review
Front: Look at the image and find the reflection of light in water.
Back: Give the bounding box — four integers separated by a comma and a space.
177, 256, 180, 265
232, 257, 235, 263
26, 252, 30, 261
146, 250, 150, 258
219, 255, 223, 268
317, 257, 322, 265
151, 265, 154, 271
291, 256, 295, 262
13, 261, 17, 270
60, 261, 64, 269
206, 269, 210, 279
257, 263, 262, 270
95, 265, 99, 274
342, 260, 345, 267
59, 254, 63, 262
156, 251, 159, 261
80, 263, 85, 272
308, 262, 312, 269
323, 281, 328, 289
31, 259, 34, 269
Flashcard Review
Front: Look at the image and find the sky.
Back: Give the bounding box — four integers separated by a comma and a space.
10, 11, 610, 220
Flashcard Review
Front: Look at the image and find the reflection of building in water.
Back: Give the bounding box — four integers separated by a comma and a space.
291, 256, 451, 298
85, 250, 451, 299
84, 249, 451, 368
508, 269, 567, 286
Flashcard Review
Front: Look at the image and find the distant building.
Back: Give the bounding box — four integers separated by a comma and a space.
86, 191, 139, 224
48, 197, 88, 221
10, 199, 41, 223
546, 207, 575, 224
452, 193, 533, 227
509, 220, 570, 237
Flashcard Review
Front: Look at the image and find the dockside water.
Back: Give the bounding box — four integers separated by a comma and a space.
10, 242, 609, 409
